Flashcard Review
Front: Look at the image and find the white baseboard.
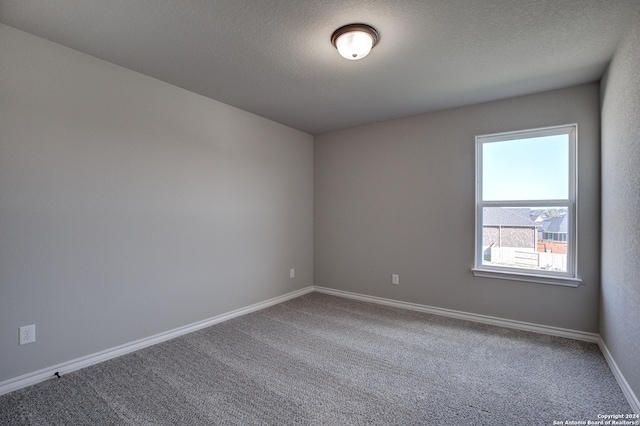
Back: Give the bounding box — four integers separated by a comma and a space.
313, 286, 600, 342
598, 338, 640, 414
0, 286, 314, 397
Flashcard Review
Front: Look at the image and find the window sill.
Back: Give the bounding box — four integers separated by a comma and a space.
471, 268, 581, 287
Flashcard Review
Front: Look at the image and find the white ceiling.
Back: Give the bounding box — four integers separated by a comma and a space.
1, 0, 639, 135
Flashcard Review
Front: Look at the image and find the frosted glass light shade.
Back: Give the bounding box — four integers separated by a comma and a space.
331, 24, 379, 61
336, 31, 373, 60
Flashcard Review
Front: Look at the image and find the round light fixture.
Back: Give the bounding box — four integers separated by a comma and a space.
331, 23, 379, 60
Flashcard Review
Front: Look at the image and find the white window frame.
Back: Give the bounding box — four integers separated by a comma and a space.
472, 124, 581, 287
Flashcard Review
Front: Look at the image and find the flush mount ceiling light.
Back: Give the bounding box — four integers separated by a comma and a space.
331, 23, 379, 60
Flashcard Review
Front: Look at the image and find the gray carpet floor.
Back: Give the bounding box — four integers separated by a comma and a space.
0, 292, 632, 425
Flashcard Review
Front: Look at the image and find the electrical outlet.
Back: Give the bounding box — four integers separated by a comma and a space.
290, 268, 295, 278
19, 324, 36, 345
392, 274, 399, 285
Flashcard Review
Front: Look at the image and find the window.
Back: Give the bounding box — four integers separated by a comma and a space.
472, 125, 580, 287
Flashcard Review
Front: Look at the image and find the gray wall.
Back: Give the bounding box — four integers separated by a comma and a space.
0, 25, 313, 383
600, 8, 640, 403
315, 84, 601, 332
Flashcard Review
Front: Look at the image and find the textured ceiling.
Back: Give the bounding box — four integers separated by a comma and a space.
1, 0, 639, 135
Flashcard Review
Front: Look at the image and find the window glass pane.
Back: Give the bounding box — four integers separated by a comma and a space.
482, 134, 569, 201
481, 206, 568, 272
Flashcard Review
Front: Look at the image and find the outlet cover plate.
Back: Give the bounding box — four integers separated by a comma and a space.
19, 324, 36, 345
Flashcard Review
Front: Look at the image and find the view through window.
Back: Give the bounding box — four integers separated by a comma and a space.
474, 125, 577, 282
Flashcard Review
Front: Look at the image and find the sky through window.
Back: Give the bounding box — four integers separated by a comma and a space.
482, 135, 569, 201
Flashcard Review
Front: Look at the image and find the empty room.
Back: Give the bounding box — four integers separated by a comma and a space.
1, 1, 639, 424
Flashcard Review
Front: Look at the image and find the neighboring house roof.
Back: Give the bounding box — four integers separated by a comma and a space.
483, 208, 537, 227
529, 210, 548, 222
540, 215, 568, 233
